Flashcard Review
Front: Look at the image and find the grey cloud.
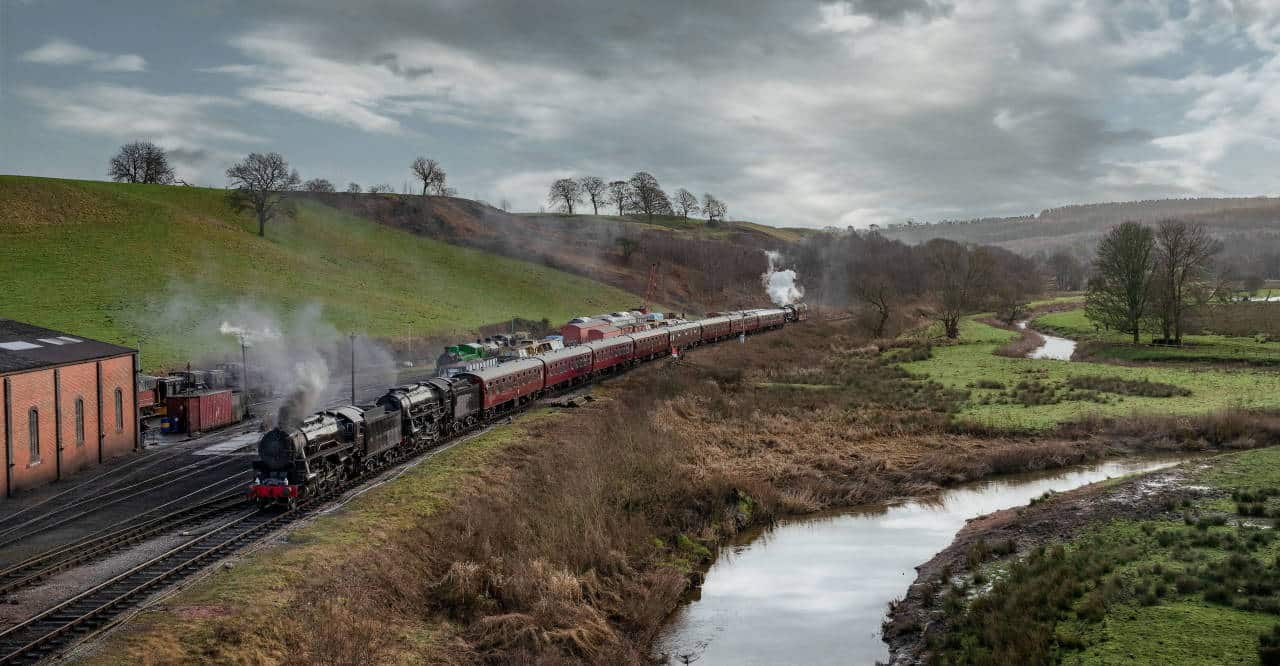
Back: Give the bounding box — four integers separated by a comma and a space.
844, 0, 954, 21
11, 0, 1280, 227
371, 52, 433, 80
167, 147, 213, 165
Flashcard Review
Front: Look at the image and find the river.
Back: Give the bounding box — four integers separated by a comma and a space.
655, 456, 1189, 665
1016, 320, 1076, 361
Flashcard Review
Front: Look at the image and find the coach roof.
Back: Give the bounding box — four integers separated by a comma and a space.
0, 319, 136, 374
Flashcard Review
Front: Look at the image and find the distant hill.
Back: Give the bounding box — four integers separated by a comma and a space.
877, 198, 1280, 274
311, 193, 801, 314
0, 176, 643, 370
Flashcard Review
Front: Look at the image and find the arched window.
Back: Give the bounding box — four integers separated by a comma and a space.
75, 397, 85, 446
28, 408, 39, 461
114, 388, 124, 433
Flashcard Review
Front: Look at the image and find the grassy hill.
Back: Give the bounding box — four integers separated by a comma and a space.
877, 197, 1280, 271
0, 176, 641, 370
315, 194, 797, 313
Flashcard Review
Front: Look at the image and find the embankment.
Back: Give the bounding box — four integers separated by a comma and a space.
886, 439, 1280, 665
80, 321, 1280, 664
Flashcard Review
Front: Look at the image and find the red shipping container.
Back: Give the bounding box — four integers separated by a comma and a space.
560, 322, 609, 345
585, 326, 621, 341
165, 389, 235, 434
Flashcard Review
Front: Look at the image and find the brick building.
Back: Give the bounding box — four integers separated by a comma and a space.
1, 319, 138, 498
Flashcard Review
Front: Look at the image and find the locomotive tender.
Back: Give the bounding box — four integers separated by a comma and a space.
249, 305, 805, 506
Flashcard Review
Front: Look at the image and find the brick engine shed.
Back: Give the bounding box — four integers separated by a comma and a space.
0, 319, 138, 498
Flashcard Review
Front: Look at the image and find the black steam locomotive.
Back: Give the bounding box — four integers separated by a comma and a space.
249, 377, 482, 507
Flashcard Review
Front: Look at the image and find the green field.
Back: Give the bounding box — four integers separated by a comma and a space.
900, 317, 1280, 429
0, 176, 640, 370
1035, 307, 1280, 365
936, 447, 1280, 664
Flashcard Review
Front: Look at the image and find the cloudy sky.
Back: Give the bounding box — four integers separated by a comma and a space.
2, 1, 1279, 228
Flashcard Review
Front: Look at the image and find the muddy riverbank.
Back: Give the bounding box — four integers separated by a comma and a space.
656, 456, 1191, 665
882, 457, 1223, 664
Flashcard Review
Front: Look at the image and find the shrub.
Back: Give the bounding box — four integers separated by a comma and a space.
1065, 375, 1192, 398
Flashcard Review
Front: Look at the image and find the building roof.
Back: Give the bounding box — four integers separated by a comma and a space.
0, 319, 135, 374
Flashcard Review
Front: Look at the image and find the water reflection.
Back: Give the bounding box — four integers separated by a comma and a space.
656, 456, 1188, 665
1016, 320, 1077, 361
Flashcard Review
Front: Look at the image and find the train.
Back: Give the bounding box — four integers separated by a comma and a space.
249, 304, 807, 507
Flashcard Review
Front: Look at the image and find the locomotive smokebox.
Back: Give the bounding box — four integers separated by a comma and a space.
256, 428, 299, 473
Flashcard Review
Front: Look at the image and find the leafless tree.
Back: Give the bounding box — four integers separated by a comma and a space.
346, 182, 362, 194
368, 183, 395, 194
1243, 274, 1265, 296
1151, 220, 1221, 343
1047, 250, 1085, 291
410, 157, 448, 196
303, 178, 335, 193
547, 178, 583, 214
616, 237, 640, 262
578, 176, 606, 215
1085, 221, 1155, 343
924, 239, 993, 339
606, 180, 630, 216
225, 152, 301, 237
674, 188, 700, 218
627, 171, 671, 221
702, 193, 726, 224
109, 141, 175, 184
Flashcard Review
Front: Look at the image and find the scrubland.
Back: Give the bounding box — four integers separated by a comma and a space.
83, 314, 1280, 665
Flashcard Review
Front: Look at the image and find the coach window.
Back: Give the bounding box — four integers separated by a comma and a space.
75, 398, 85, 446
28, 408, 40, 462
114, 388, 124, 433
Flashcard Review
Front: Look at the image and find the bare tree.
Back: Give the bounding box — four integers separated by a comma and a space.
346, 182, 362, 194
616, 237, 640, 263
1151, 220, 1221, 343
304, 178, 335, 193
225, 152, 301, 237
627, 171, 671, 221
547, 178, 583, 214
674, 188, 700, 218
578, 176, 606, 215
108, 141, 175, 184
606, 180, 630, 216
924, 239, 993, 339
368, 183, 395, 194
1085, 221, 1155, 343
1047, 250, 1085, 291
702, 193, 726, 224
410, 157, 448, 196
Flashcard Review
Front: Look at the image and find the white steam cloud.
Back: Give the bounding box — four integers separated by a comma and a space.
761, 250, 804, 306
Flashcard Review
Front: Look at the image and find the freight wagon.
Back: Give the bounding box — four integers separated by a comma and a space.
163, 389, 240, 434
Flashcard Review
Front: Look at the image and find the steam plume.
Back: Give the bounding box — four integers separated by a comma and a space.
761, 250, 804, 306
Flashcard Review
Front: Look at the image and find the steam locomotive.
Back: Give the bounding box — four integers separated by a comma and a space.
249, 304, 807, 507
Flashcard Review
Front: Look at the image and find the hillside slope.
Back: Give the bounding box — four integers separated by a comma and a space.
0, 176, 641, 370
878, 197, 1280, 270
312, 193, 799, 313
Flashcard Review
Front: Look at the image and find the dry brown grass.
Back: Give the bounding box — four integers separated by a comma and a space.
95, 319, 1280, 665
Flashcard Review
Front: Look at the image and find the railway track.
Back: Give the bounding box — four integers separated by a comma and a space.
0, 492, 247, 598
0, 458, 247, 551
0, 498, 316, 665
0, 338, 772, 663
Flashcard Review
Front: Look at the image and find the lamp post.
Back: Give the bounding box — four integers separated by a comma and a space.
239, 334, 249, 395
350, 333, 357, 405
